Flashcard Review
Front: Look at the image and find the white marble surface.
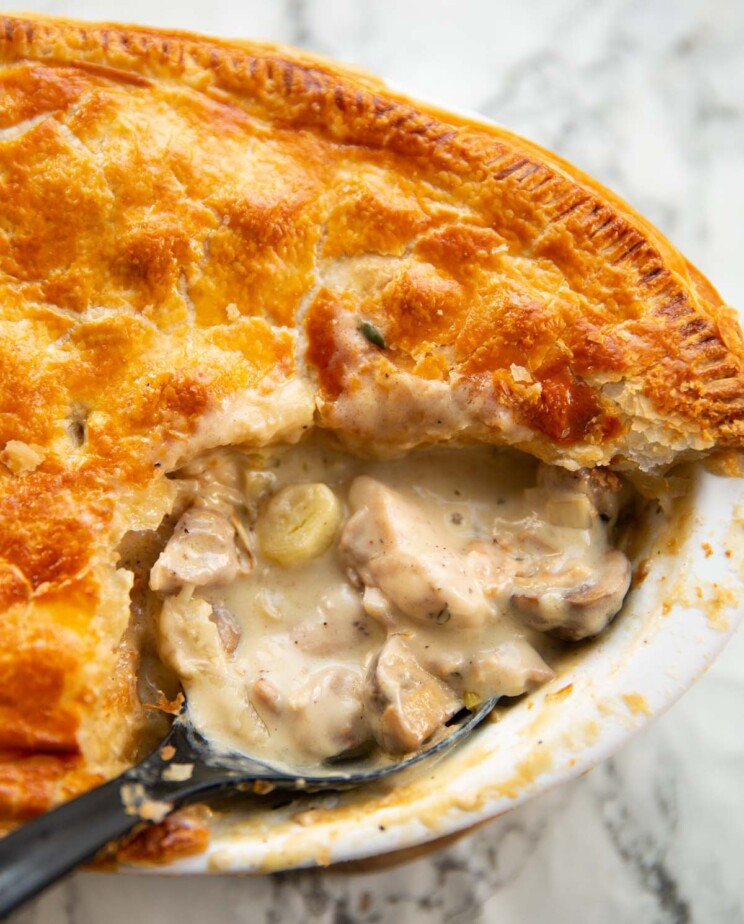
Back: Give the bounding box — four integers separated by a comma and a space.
6, 0, 744, 921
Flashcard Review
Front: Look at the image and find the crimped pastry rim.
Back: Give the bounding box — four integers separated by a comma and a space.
1, 14, 743, 869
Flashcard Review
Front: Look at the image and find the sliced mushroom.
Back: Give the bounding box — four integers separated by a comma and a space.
511, 548, 631, 640
150, 506, 250, 592
364, 636, 462, 754
288, 667, 370, 759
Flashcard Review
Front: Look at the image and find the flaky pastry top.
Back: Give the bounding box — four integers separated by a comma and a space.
1, 14, 743, 855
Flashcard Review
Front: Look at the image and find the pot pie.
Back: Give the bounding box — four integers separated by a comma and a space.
1, 14, 743, 859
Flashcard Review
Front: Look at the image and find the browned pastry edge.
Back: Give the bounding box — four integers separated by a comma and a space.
2, 14, 743, 449
1, 14, 743, 862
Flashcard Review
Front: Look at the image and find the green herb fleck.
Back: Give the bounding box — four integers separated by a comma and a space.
434, 607, 451, 624
359, 321, 385, 349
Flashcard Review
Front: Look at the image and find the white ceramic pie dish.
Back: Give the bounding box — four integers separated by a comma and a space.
118, 458, 742, 875
105, 90, 743, 875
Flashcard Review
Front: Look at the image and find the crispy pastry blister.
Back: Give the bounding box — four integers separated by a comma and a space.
1, 15, 742, 860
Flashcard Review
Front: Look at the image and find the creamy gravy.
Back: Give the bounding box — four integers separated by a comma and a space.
152, 438, 632, 769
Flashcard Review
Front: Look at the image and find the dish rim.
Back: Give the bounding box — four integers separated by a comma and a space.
116, 457, 742, 875
70, 78, 741, 874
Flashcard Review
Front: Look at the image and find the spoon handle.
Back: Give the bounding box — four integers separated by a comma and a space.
0, 748, 279, 919
0, 775, 142, 920
0, 719, 293, 919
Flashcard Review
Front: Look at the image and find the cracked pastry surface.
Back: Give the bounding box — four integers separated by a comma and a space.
1, 14, 743, 856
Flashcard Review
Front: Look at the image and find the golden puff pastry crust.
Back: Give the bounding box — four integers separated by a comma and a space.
1, 14, 743, 855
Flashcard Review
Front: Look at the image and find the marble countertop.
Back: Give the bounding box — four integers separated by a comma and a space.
7, 0, 744, 921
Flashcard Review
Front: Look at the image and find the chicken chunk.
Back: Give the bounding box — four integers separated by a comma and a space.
150, 506, 249, 592
289, 668, 369, 759
449, 640, 555, 700
175, 451, 245, 514
364, 636, 462, 754
159, 594, 269, 749
340, 477, 503, 629
292, 583, 379, 655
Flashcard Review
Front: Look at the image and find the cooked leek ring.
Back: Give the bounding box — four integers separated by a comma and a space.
257, 483, 342, 565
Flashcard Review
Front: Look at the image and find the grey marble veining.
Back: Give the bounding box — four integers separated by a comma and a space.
5, 0, 744, 921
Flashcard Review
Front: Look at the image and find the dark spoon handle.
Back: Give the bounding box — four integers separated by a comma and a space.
0, 717, 298, 920
0, 732, 284, 919
0, 775, 146, 920
0, 755, 233, 924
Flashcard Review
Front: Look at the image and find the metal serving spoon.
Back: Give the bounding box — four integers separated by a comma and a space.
0, 695, 498, 919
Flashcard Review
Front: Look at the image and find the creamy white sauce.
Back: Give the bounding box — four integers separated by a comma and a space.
152, 438, 631, 769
